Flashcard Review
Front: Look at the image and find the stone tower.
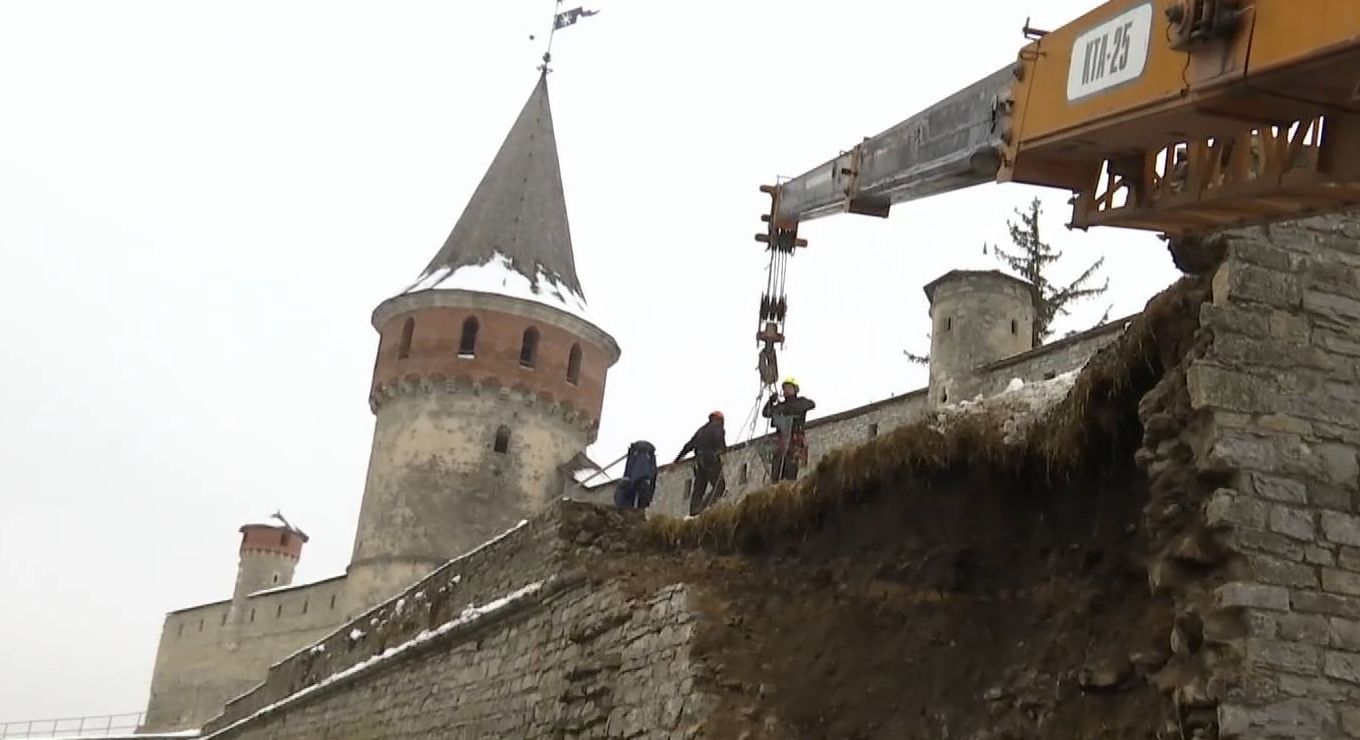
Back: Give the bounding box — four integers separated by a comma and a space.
345, 72, 621, 611
231, 519, 308, 598
924, 269, 1035, 406
225, 517, 308, 641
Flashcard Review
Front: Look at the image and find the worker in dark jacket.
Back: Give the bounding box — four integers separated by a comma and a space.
763, 377, 816, 482
675, 411, 727, 516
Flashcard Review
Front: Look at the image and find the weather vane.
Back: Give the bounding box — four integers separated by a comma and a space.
528, 0, 600, 73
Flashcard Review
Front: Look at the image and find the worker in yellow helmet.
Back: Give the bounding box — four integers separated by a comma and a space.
762, 377, 816, 482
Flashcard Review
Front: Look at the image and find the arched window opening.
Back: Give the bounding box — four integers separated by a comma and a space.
1010, 319, 1018, 335
494, 425, 511, 454
279, 531, 289, 546
868, 423, 879, 438
459, 317, 479, 357
566, 344, 582, 384
519, 327, 540, 368
397, 317, 415, 359
739, 464, 749, 485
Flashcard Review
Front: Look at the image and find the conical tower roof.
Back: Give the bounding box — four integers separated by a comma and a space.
404, 71, 588, 318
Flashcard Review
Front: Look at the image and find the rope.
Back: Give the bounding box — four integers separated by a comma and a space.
738, 381, 771, 445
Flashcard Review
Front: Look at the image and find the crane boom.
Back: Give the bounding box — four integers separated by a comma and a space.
772, 66, 1014, 224
763, 0, 1360, 239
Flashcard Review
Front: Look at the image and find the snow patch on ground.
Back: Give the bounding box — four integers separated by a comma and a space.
930, 370, 1080, 445
204, 582, 546, 738
402, 252, 593, 324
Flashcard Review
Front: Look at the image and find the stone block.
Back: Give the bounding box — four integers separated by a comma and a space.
1244, 553, 1319, 589
1277, 673, 1353, 702
1249, 638, 1320, 675
1323, 513, 1360, 547
1307, 545, 1338, 567
1205, 432, 1280, 474
1206, 490, 1269, 530
1323, 569, 1360, 597
1326, 651, 1360, 685
1304, 289, 1360, 324
1344, 707, 1360, 739
1315, 327, 1360, 359
1275, 613, 1331, 645
1201, 303, 1270, 337
1216, 261, 1303, 308
1217, 697, 1337, 738
1270, 504, 1318, 541
1312, 483, 1355, 512
1318, 443, 1360, 489
1234, 528, 1306, 561
1231, 239, 1297, 271
1291, 590, 1360, 619
1187, 364, 1278, 414
1218, 581, 1291, 611
1331, 618, 1360, 651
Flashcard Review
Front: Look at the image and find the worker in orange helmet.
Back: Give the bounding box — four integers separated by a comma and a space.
675, 410, 728, 516
763, 377, 816, 482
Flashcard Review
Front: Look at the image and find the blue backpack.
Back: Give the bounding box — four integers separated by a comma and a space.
619, 441, 657, 507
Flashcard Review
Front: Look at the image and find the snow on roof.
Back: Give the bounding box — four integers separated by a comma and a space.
209, 581, 545, 737
247, 576, 342, 598
403, 251, 592, 324
571, 466, 611, 485
44, 733, 198, 739
931, 369, 1080, 445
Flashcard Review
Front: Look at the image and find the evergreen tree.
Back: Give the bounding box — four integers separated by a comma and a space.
987, 198, 1108, 345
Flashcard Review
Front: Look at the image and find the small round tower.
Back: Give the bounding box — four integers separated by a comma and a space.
923, 269, 1035, 406
345, 71, 621, 611
232, 520, 308, 599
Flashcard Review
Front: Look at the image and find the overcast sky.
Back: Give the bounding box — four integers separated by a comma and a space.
0, 0, 1179, 722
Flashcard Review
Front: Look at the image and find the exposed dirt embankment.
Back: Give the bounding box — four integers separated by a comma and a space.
595, 275, 1212, 739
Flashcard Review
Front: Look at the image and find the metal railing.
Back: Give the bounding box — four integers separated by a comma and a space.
0, 712, 148, 739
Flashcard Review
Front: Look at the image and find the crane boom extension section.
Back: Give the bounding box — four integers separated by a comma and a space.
772, 66, 1015, 224
763, 0, 1360, 241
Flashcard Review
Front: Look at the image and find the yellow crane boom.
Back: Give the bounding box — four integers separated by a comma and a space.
762, 0, 1360, 242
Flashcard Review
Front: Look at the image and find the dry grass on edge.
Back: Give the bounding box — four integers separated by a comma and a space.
647, 273, 1212, 552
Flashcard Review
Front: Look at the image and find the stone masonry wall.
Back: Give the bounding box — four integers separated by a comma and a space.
201, 579, 711, 740
141, 576, 349, 732
575, 317, 1122, 519
201, 501, 715, 739
1135, 215, 1360, 739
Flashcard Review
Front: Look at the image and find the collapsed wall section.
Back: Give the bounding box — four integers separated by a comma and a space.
199, 502, 716, 740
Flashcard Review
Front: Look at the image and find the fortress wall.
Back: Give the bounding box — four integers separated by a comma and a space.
142, 576, 349, 731
202, 501, 666, 735
200, 578, 712, 740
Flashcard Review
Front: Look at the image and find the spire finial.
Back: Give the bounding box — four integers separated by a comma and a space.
532, 0, 599, 74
